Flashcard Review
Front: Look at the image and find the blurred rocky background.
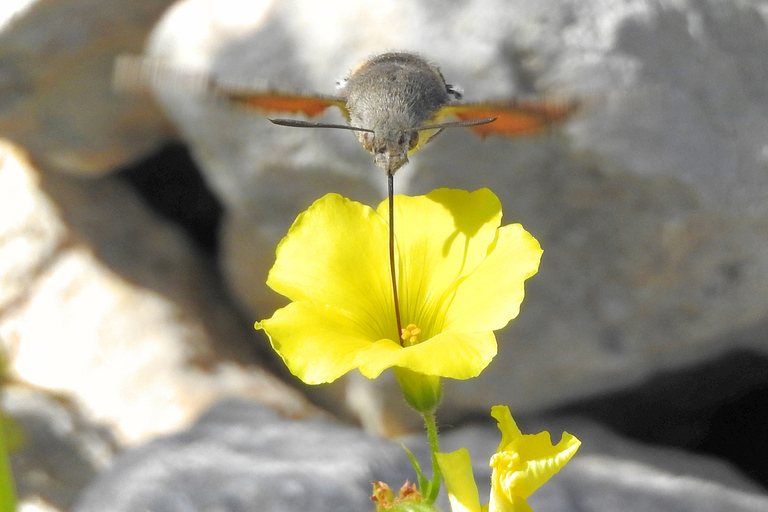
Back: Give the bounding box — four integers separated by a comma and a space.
1, 0, 767, 511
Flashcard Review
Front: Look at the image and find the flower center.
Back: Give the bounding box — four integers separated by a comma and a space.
490, 451, 522, 473
490, 452, 522, 497
400, 324, 422, 346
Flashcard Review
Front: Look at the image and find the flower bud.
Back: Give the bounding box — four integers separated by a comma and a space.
393, 367, 442, 413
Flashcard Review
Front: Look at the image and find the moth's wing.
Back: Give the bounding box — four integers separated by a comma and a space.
439, 98, 579, 138
221, 88, 348, 119
113, 54, 215, 96
113, 54, 349, 119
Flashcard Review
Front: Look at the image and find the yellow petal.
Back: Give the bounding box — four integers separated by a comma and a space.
502, 430, 580, 498
354, 331, 497, 379
377, 189, 502, 330
443, 225, 542, 332
436, 448, 482, 512
490, 406, 581, 499
259, 301, 382, 384
488, 495, 533, 512
267, 193, 396, 339
491, 405, 524, 452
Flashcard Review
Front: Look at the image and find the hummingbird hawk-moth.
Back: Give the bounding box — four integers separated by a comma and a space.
114, 51, 578, 176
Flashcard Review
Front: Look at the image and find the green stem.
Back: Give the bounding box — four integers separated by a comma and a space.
422, 411, 442, 504
0, 420, 16, 512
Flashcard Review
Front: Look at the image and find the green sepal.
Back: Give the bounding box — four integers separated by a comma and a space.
401, 443, 434, 502
393, 368, 442, 414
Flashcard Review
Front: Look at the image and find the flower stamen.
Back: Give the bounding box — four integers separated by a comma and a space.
401, 324, 422, 346
371, 480, 424, 510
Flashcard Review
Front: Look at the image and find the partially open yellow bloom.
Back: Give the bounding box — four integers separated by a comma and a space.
255, 189, 541, 385
437, 406, 581, 512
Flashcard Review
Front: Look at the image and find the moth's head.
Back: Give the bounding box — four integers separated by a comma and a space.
268, 116, 495, 175
359, 129, 419, 175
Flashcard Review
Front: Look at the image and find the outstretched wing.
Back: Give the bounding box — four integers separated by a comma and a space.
439, 97, 579, 137
113, 54, 348, 119
221, 88, 347, 118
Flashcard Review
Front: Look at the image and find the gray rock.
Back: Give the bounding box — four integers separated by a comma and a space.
0, 140, 320, 445
0, 0, 176, 175
3, 385, 117, 511
74, 399, 768, 512
74, 399, 418, 512
142, 0, 768, 433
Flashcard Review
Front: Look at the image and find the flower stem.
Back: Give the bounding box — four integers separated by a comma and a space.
388, 172, 403, 345
422, 410, 442, 504
0, 421, 16, 512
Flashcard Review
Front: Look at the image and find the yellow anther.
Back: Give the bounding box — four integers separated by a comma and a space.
490, 451, 521, 471
400, 324, 422, 346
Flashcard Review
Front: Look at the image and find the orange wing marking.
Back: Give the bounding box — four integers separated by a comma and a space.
441, 98, 579, 138
223, 91, 347, 118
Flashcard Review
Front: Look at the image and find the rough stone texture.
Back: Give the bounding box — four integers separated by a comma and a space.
0, 140, 321, 445
140, 0, 768, 432
0, 0, 176, 175
74, 399, 418, 512
74, 398, 768, 512
3, 386, 117, 512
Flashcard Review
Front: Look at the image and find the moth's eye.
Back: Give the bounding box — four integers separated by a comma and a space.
447, 84, 463, 100
397, 133, 407, 146
408, 132, 419, 150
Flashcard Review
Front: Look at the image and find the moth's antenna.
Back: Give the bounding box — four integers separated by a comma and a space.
418, 117, 497, 131
270, 119, 374, 133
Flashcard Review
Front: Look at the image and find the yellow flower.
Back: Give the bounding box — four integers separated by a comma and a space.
436, 406, 581, 512
255, 189, 541, 385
